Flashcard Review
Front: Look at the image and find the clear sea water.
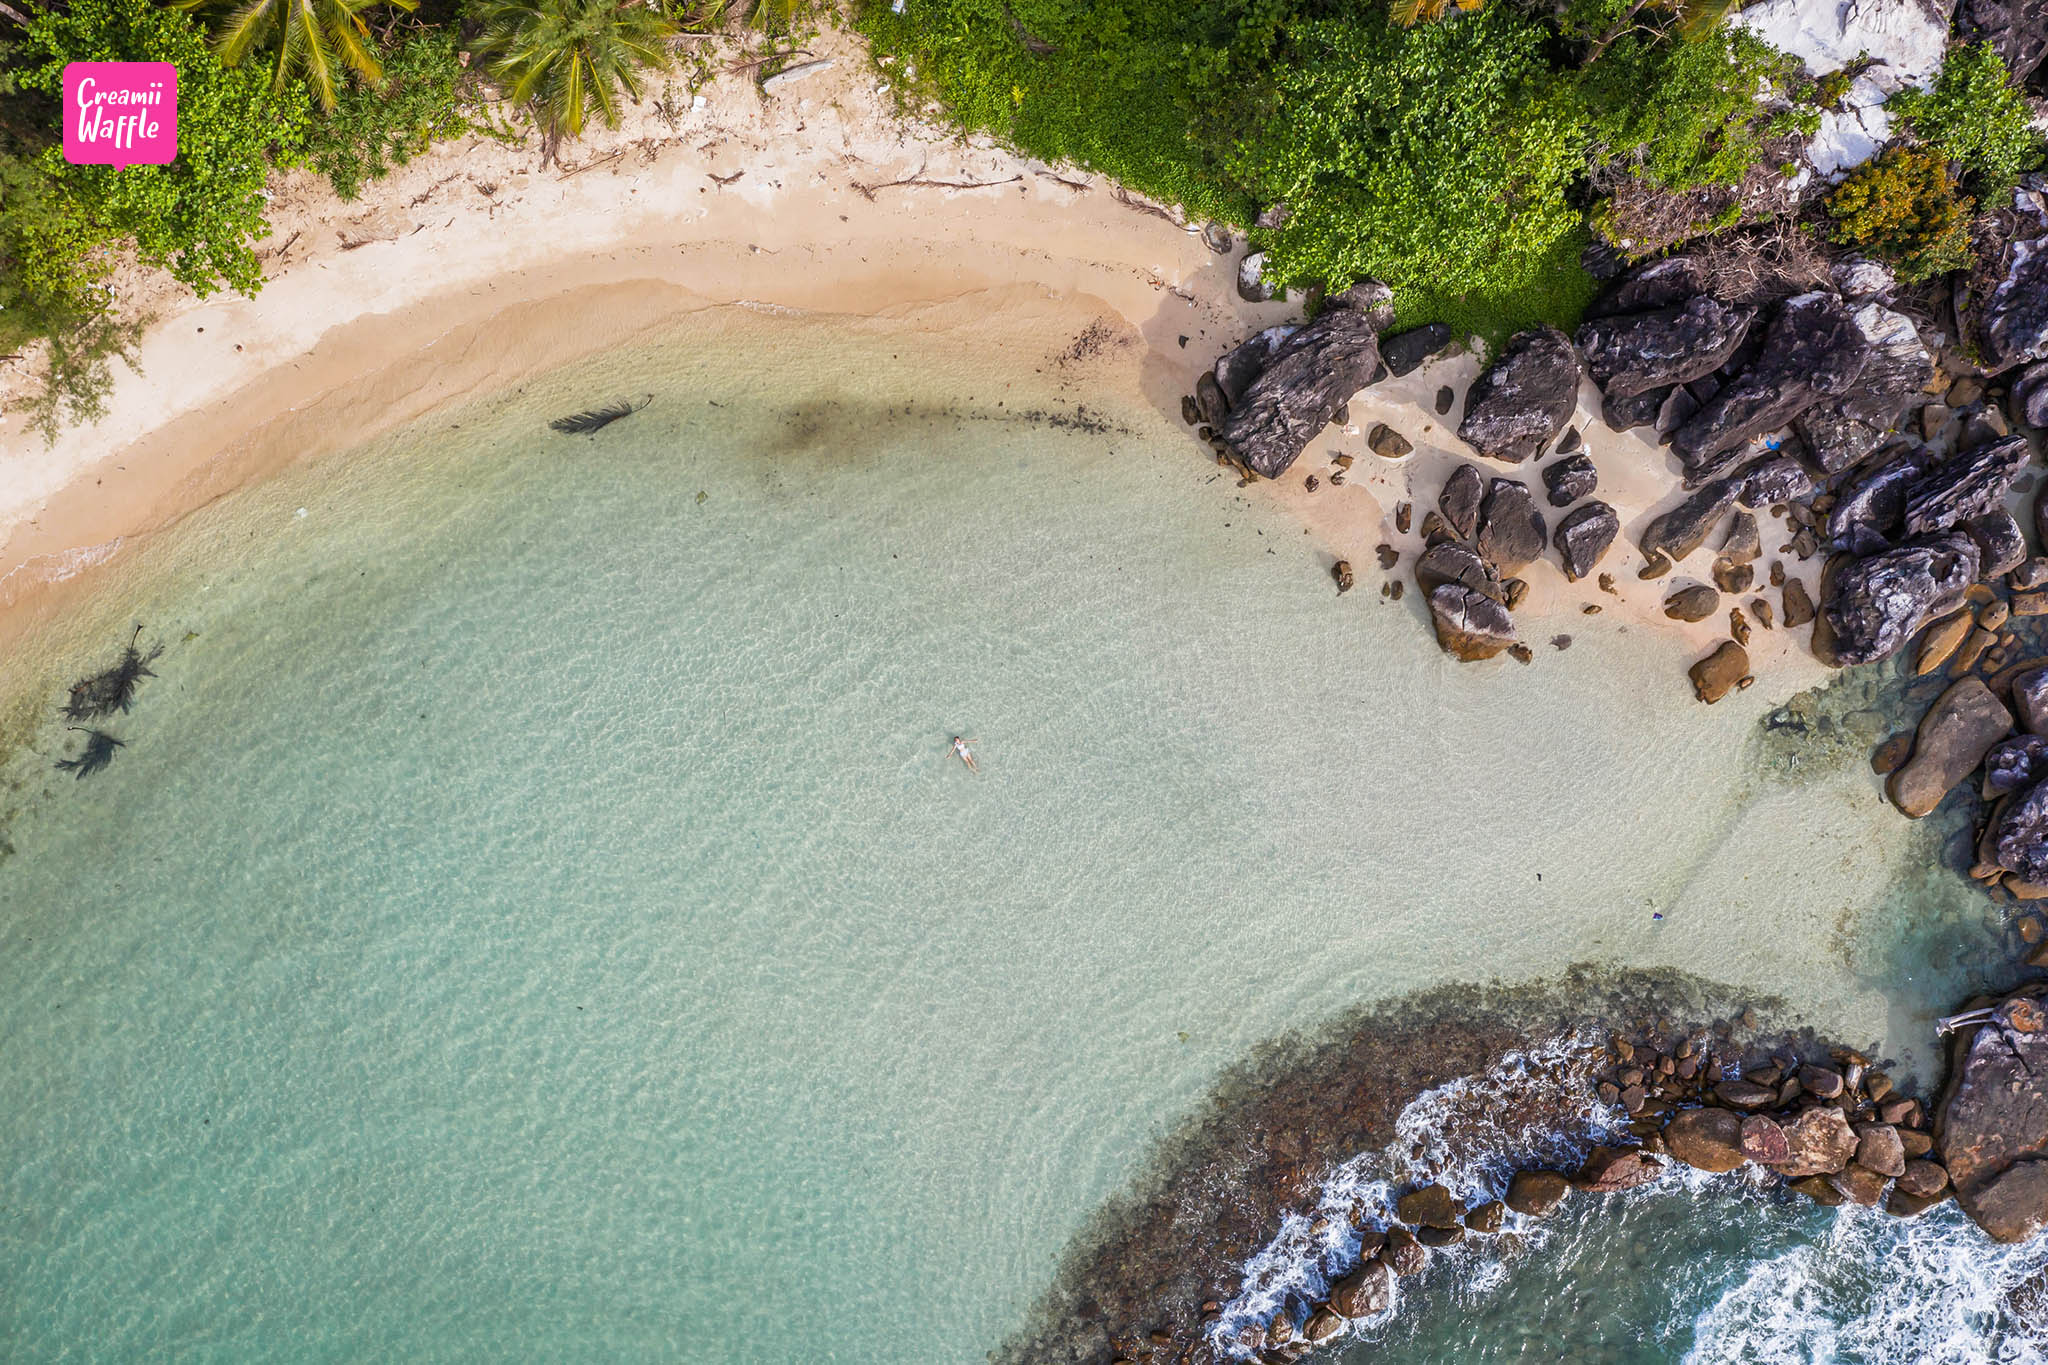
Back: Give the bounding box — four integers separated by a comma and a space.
0, 306, 2032, 1360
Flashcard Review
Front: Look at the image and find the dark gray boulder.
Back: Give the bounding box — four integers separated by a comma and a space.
1827, 445, 1937, 556
1576, 296, 1755, 399
1415, 541, 1505, 602
1543, 454, 1598, 507
1738, 454, 1815, 507
1219, 310, 1382, 478
1641, 476, 1743, 563
1960, 0, 2048, 92
1821, 532, 1982, 666
1671, 292, 1873, 485
1973, 178, 2048, 371
1381, 322, 1453, 377
2015, 362, 2048, 428
1583, 256, 1707, 320
1965, 510, 2029, 579
1215, 325, 1299, 406
1556, 501, 1619, 582
1476, 478, 1547, 573
2014, 667, 2048, 735
1938, 991, 2048, 1242
1602, 385, 1670, 432
1792, 303, 1936, 474
1236, 250, 1280, 303
1458, 326, 1582, 464
1902, 435, 2031, 537
1986, 735, 2048, 797
1439, 464, 1484, 541
1998, 780, 2048, 882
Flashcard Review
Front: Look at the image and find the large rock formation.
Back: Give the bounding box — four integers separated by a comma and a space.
1427, 584, 1516, 661
1583, 256, 1706, 320
1475, 478, 1547, 573
1820, 533, 1981, 665
1901, 435, 2031, 538
1576, 297, 1755, 399
1792, 303, 1935, 474
1828, 445, 1936, 556
1671, 292, 1873, 485
1641, 476, 1743, 563
1555, 502, 1619, 582
1966, 177, 2048, 372
1959, 0, 2048, 92
1886, 678, 2014, 818
1457, 326, 1582, 464
1219, 310, 1382, 477
1939, 993, 2048, 1242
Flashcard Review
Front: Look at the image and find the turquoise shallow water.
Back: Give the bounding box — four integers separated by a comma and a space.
0, 306, 2026, 1359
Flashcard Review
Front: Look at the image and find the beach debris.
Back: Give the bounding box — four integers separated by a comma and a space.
63, 625, 161, 721
549, 395, 651, 435
1331, 560, 1353, 594
54, 727, 123, 779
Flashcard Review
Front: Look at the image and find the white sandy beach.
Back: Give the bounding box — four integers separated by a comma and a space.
0, 21, 1837, 693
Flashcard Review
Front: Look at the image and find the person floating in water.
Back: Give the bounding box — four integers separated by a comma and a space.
952, 737, 978, 773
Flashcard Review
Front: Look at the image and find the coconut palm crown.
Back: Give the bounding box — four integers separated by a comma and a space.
467, 0, 675, 143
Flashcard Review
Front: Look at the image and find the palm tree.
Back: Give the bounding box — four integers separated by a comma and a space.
176, 0, 418, 111
467, 0, 676, 145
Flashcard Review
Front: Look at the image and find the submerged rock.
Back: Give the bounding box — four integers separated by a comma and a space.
1219, 310, 1382, 478
1886, 678, 2013, 818
1458, 326, 1582, 464
1821, 533, 1980, 666
1576, 296, 1755, 399
1671, 292, 1873, 485
1939, 992, 2048, 1242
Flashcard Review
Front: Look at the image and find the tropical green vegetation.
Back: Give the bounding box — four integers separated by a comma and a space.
1888, 42, 2045, 201
173, 0, 416, 110
1825, 144, 1975, 284
862, 0, 1824, 339
467, 0, 674, 142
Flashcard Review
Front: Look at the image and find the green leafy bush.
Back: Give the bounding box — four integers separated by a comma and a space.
304, 28, 474, 199
1825, 144, 1974, 283
1888, 41, 2045, 199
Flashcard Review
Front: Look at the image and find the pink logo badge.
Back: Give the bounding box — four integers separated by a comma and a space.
63, 62, 176, 169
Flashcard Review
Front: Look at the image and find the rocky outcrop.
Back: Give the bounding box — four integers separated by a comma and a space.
1671, 293, 1873, 485
1738, 455, 1814, 508
1576, 297, 1755, 399
1940, 993, 2048, 1242
1968, 178, 2048, 372
1218, 310, 1382, 477
1215, 326, 1298, 406
1901, 436, 2030, 538
1886, 678, 2014, 818
2016, 363, 2048, 429
1476, 479, 1547, 573
1959, 0, 2048, 85
1966, 511, 2028, 580
1583, 256, 1706, 319
1994, 781, 2048, 884
1556, 502, 1619, 582
1792, 303, 1935, 474
1457, 327, 1582, 464
1821, 533, 1980, 665
1827, 445, 1936, 556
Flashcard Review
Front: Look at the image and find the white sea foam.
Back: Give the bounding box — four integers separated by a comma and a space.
1208, 1034, 1625, 1358
1687, 1204, 2048, 1365
0, 537, 123, 607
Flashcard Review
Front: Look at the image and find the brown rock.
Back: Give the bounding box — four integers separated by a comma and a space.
1769, 1106, 1860, 1178
1871, 732, 1914, 774
1665, 1106, 1749, 1172
1730, 608, 1751, 646
1955, 626, 1999, 675
1382, 1226, 1426, 1276
1333, 560, 1355, 594
1886, 678, 2014, 818
1790, 1174, 1844, 1206
1798, 1065, 1845, 1098
1396, 1183, 1461, 1229
1740, 1114, 1790, 1164
1664, 585, 1720, 621
1751, 597, 1774, 629
1368, 423, 1414, 460
1505, 1170, 1570, 1217
1690, 642, 1751, 704
1913, 611, 1974, 675
1464, 1200, 1505, 1234
1303, 1308, 1345, 1344
1854, 1123, 1907, 1177
1327, 1261, 1391, 1319
1830, 1164, 1891, 1206
1887, 1186, 1949, 1217
1575, 1145, 1665, 1193
1783, 577, 1816, 627
1713, 558, 1755, 594
1415, 1224, 1465, 1248
1937, 994, 2048, 1242
1428, 584, 1517, 662
1714, 1079, 1777, 1109
1897, 1160, 1950, 1198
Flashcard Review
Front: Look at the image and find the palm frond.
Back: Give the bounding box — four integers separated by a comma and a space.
549, 396, 649, 434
